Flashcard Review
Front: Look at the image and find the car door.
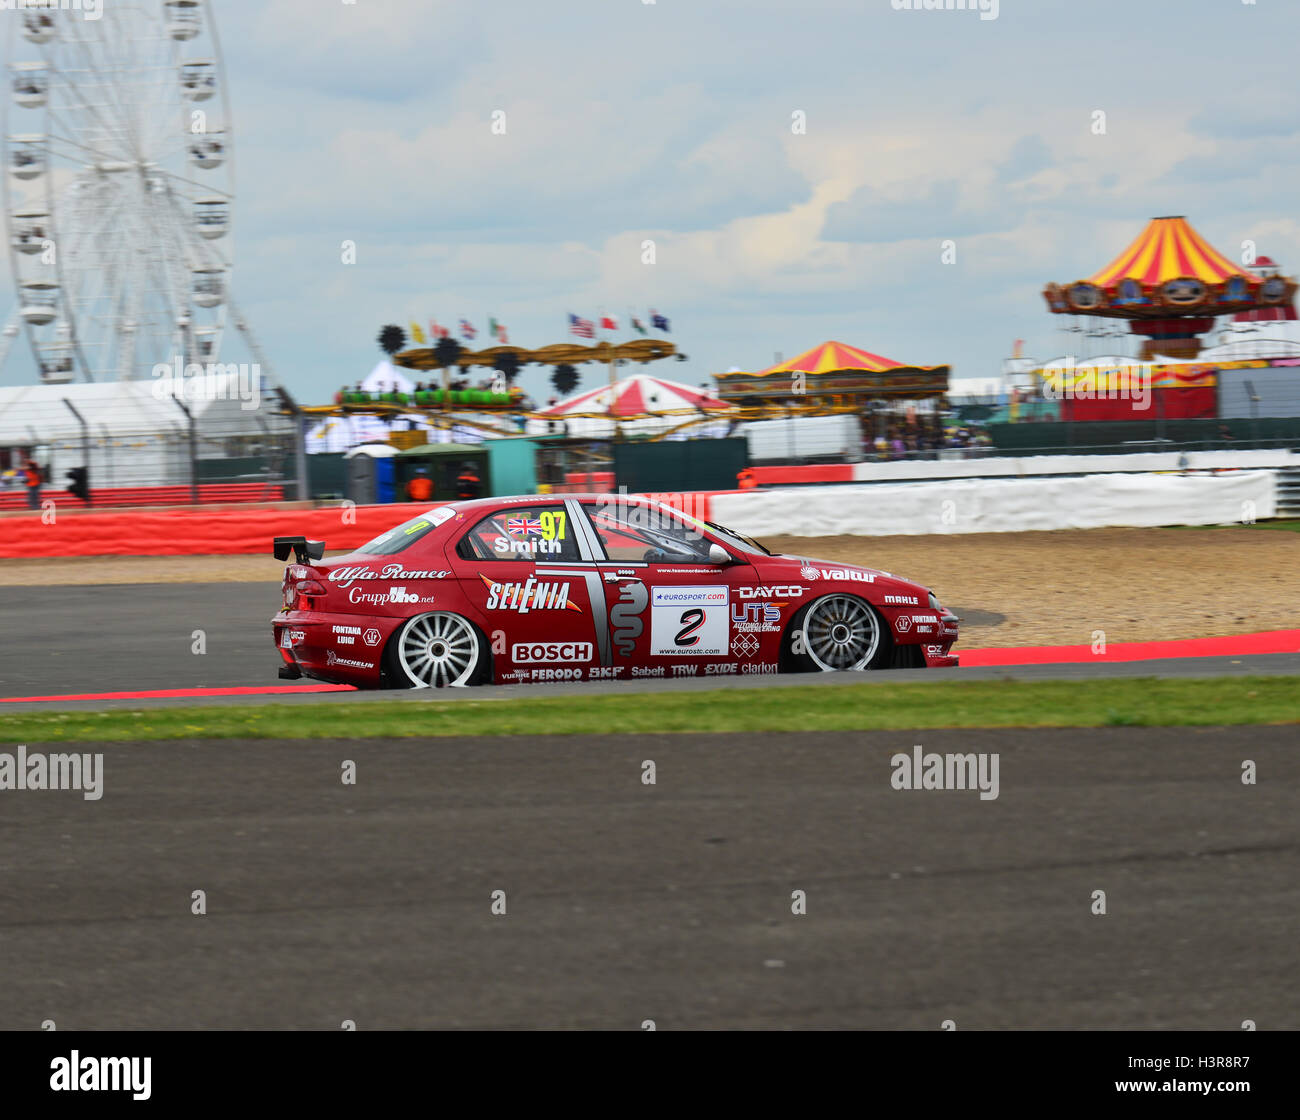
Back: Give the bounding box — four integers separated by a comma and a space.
577, 498, 762, 682
454, 502, 600, 683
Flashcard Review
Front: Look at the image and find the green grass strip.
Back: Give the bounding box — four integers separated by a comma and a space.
0, 676, 1296, 742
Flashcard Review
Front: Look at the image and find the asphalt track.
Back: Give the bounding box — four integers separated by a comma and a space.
1, 726, 1296, 1029
3, 582, 1298, 709
4, 584, 1298, 1029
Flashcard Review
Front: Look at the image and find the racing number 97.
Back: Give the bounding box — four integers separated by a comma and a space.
539, 510, 566, 540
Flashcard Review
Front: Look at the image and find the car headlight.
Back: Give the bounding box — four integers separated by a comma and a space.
928, 592, 940, 611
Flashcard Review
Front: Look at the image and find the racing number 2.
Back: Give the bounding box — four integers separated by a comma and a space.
674, 608, 705, 647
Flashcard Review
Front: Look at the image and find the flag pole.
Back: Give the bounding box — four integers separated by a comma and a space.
599, 307, 619, 442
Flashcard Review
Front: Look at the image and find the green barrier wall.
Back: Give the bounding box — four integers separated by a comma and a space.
614, 438, 748, 492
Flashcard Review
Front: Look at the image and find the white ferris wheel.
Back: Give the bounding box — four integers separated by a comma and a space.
2, 1, 236, 384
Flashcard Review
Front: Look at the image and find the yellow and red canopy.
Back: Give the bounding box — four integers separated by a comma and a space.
1044, 216, 1297, 319
713, 340, 949, 400
1088, 216, 1245, 289
753, 339, 941, 376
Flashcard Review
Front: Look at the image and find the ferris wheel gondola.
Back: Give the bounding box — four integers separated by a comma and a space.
2, 0, 235, 383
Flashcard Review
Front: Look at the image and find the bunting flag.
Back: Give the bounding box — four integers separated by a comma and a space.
429, 319, 450, 341
631, 315, 647, 335
651, 310, 670, 332
459, 319, 477, 340
569, 313, 595, 338
600, 314, 618, 331
409, 321, 427, 345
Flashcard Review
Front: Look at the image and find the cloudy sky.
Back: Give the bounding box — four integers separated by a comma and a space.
4, 0, 1299, 402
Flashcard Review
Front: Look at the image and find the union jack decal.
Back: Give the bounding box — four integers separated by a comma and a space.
507, 518, 545, 537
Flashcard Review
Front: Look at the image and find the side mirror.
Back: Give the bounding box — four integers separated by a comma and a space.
708, 543, 732, 566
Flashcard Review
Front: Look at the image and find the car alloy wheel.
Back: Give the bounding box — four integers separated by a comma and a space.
799, 594, 882, 671
393, 612, 482, 688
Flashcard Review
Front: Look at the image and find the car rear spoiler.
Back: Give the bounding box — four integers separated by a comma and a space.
273, 536, 325, 563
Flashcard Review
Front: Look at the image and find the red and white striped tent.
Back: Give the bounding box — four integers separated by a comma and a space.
528, 374, 733, 439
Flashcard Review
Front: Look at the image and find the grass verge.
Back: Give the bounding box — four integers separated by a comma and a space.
1163, 519, 1300, 533
1, 676, 1296, 742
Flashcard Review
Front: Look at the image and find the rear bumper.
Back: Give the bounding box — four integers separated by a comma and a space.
272, 612, 394, 687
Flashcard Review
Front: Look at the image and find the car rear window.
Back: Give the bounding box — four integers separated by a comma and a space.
356, 507, 456, 555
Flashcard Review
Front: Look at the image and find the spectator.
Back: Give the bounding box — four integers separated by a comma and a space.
405, 467, 433, 503
455, 462, 482, 500
23, 458, 42, 510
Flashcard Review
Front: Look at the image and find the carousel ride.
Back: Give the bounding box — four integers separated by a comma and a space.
713, 339, 950, 432
307, 337, 690, 441
1043, 216, 1297, 361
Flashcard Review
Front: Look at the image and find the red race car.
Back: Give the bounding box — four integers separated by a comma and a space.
271, 494, 959, 688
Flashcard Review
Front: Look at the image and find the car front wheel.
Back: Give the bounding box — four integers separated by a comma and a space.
386, 611, 484, 688
787, 593, 889, 672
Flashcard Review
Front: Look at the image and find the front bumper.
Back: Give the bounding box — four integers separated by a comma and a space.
921, 607, 961, 667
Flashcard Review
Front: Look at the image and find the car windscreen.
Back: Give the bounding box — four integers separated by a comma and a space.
355, 507, 456, 555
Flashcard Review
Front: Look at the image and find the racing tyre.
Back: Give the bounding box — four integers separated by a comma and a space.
786, 593, 890, 672
386, 611, 485, 688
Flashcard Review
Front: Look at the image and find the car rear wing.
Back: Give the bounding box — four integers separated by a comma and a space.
273, 536, 325, 563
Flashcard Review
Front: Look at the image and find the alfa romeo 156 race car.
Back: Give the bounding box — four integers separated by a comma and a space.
271, 494, 959, 688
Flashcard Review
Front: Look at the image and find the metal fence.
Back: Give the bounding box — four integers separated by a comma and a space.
0, 381, 303, 504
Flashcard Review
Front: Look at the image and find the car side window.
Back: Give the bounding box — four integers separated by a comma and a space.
460, 506, 581, 562
582, 502, 713, 563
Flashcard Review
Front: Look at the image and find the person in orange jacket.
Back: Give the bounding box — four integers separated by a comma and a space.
736, 467, 757, 490
23, 458, 43, 510
455, 463, 482, 500
405, 467, 433, 502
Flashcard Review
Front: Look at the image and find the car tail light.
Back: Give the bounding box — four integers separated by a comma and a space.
292, 578, 326, 610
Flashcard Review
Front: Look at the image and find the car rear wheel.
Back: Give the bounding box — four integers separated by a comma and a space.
788, 593, 888, 672
388, 611, 483, 688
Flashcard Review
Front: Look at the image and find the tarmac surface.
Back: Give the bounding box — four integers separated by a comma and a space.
1, 726, 1295, 1029
3, 583, 1297, 709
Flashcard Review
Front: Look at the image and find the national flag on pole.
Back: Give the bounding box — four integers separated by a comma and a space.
600, 314, 618, 331
631, 315, 647, 335
569, 314, 595, 338
488, 317, 500, 339
497, 327, 508, 344
409, 321, 427, 344
492, 319, 507, 341
429, 319, 449, 340
650, 310, 670, 332
459, 319, 477, 341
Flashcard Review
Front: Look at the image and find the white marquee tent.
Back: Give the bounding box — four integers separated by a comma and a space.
526, 373, 734, 440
